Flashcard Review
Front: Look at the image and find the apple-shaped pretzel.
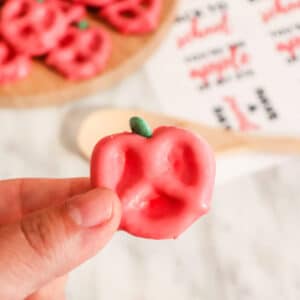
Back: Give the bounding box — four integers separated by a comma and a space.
100, 0, 161, 34
46, 21, 111, 80
91, 117, 216, 239
0, 0, 68, 56
0, 38, 31, 83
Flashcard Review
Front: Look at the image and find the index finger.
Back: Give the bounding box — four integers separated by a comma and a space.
0, 178, 91, 225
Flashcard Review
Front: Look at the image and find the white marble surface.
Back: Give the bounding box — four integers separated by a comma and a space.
1, 70, 300, 300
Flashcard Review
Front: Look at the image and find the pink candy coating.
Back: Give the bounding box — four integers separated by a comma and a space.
91, 126, 216, 240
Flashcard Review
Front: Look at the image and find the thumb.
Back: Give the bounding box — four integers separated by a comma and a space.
0, 188, 121, 300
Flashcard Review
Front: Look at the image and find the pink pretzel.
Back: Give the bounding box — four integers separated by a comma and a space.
46, 24, 111, 80
0, 38, 31, 83
0, 0, 68, 56
72, 0, 115, 6
55, 0, 86, 24
100, 0, 161, 34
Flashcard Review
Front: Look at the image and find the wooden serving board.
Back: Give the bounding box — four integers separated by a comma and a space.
0, 0, 178, 108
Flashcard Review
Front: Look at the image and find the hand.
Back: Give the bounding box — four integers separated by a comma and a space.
0, 178, 121, 300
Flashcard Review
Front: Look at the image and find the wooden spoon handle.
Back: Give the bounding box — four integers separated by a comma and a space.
240, 134, 300, 155
185, 120, 300, 155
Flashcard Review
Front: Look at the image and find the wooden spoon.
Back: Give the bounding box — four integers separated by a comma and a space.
77, 109, 300, 159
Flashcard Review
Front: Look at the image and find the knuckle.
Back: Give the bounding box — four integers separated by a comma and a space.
20, 211, 62, 259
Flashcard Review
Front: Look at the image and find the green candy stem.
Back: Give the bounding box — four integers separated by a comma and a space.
36, 0, 44, 3
77, 20, 89, 30
130, 117, 153, 138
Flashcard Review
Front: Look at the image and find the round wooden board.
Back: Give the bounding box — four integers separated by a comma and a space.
0, 0, 178, 108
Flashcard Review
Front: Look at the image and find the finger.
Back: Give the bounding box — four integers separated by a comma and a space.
0, 188, 121, 300
26, 276, 68, 300
0, 178, 91, 225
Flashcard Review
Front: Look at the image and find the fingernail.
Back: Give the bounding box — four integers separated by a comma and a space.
67, 189, 115, 228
